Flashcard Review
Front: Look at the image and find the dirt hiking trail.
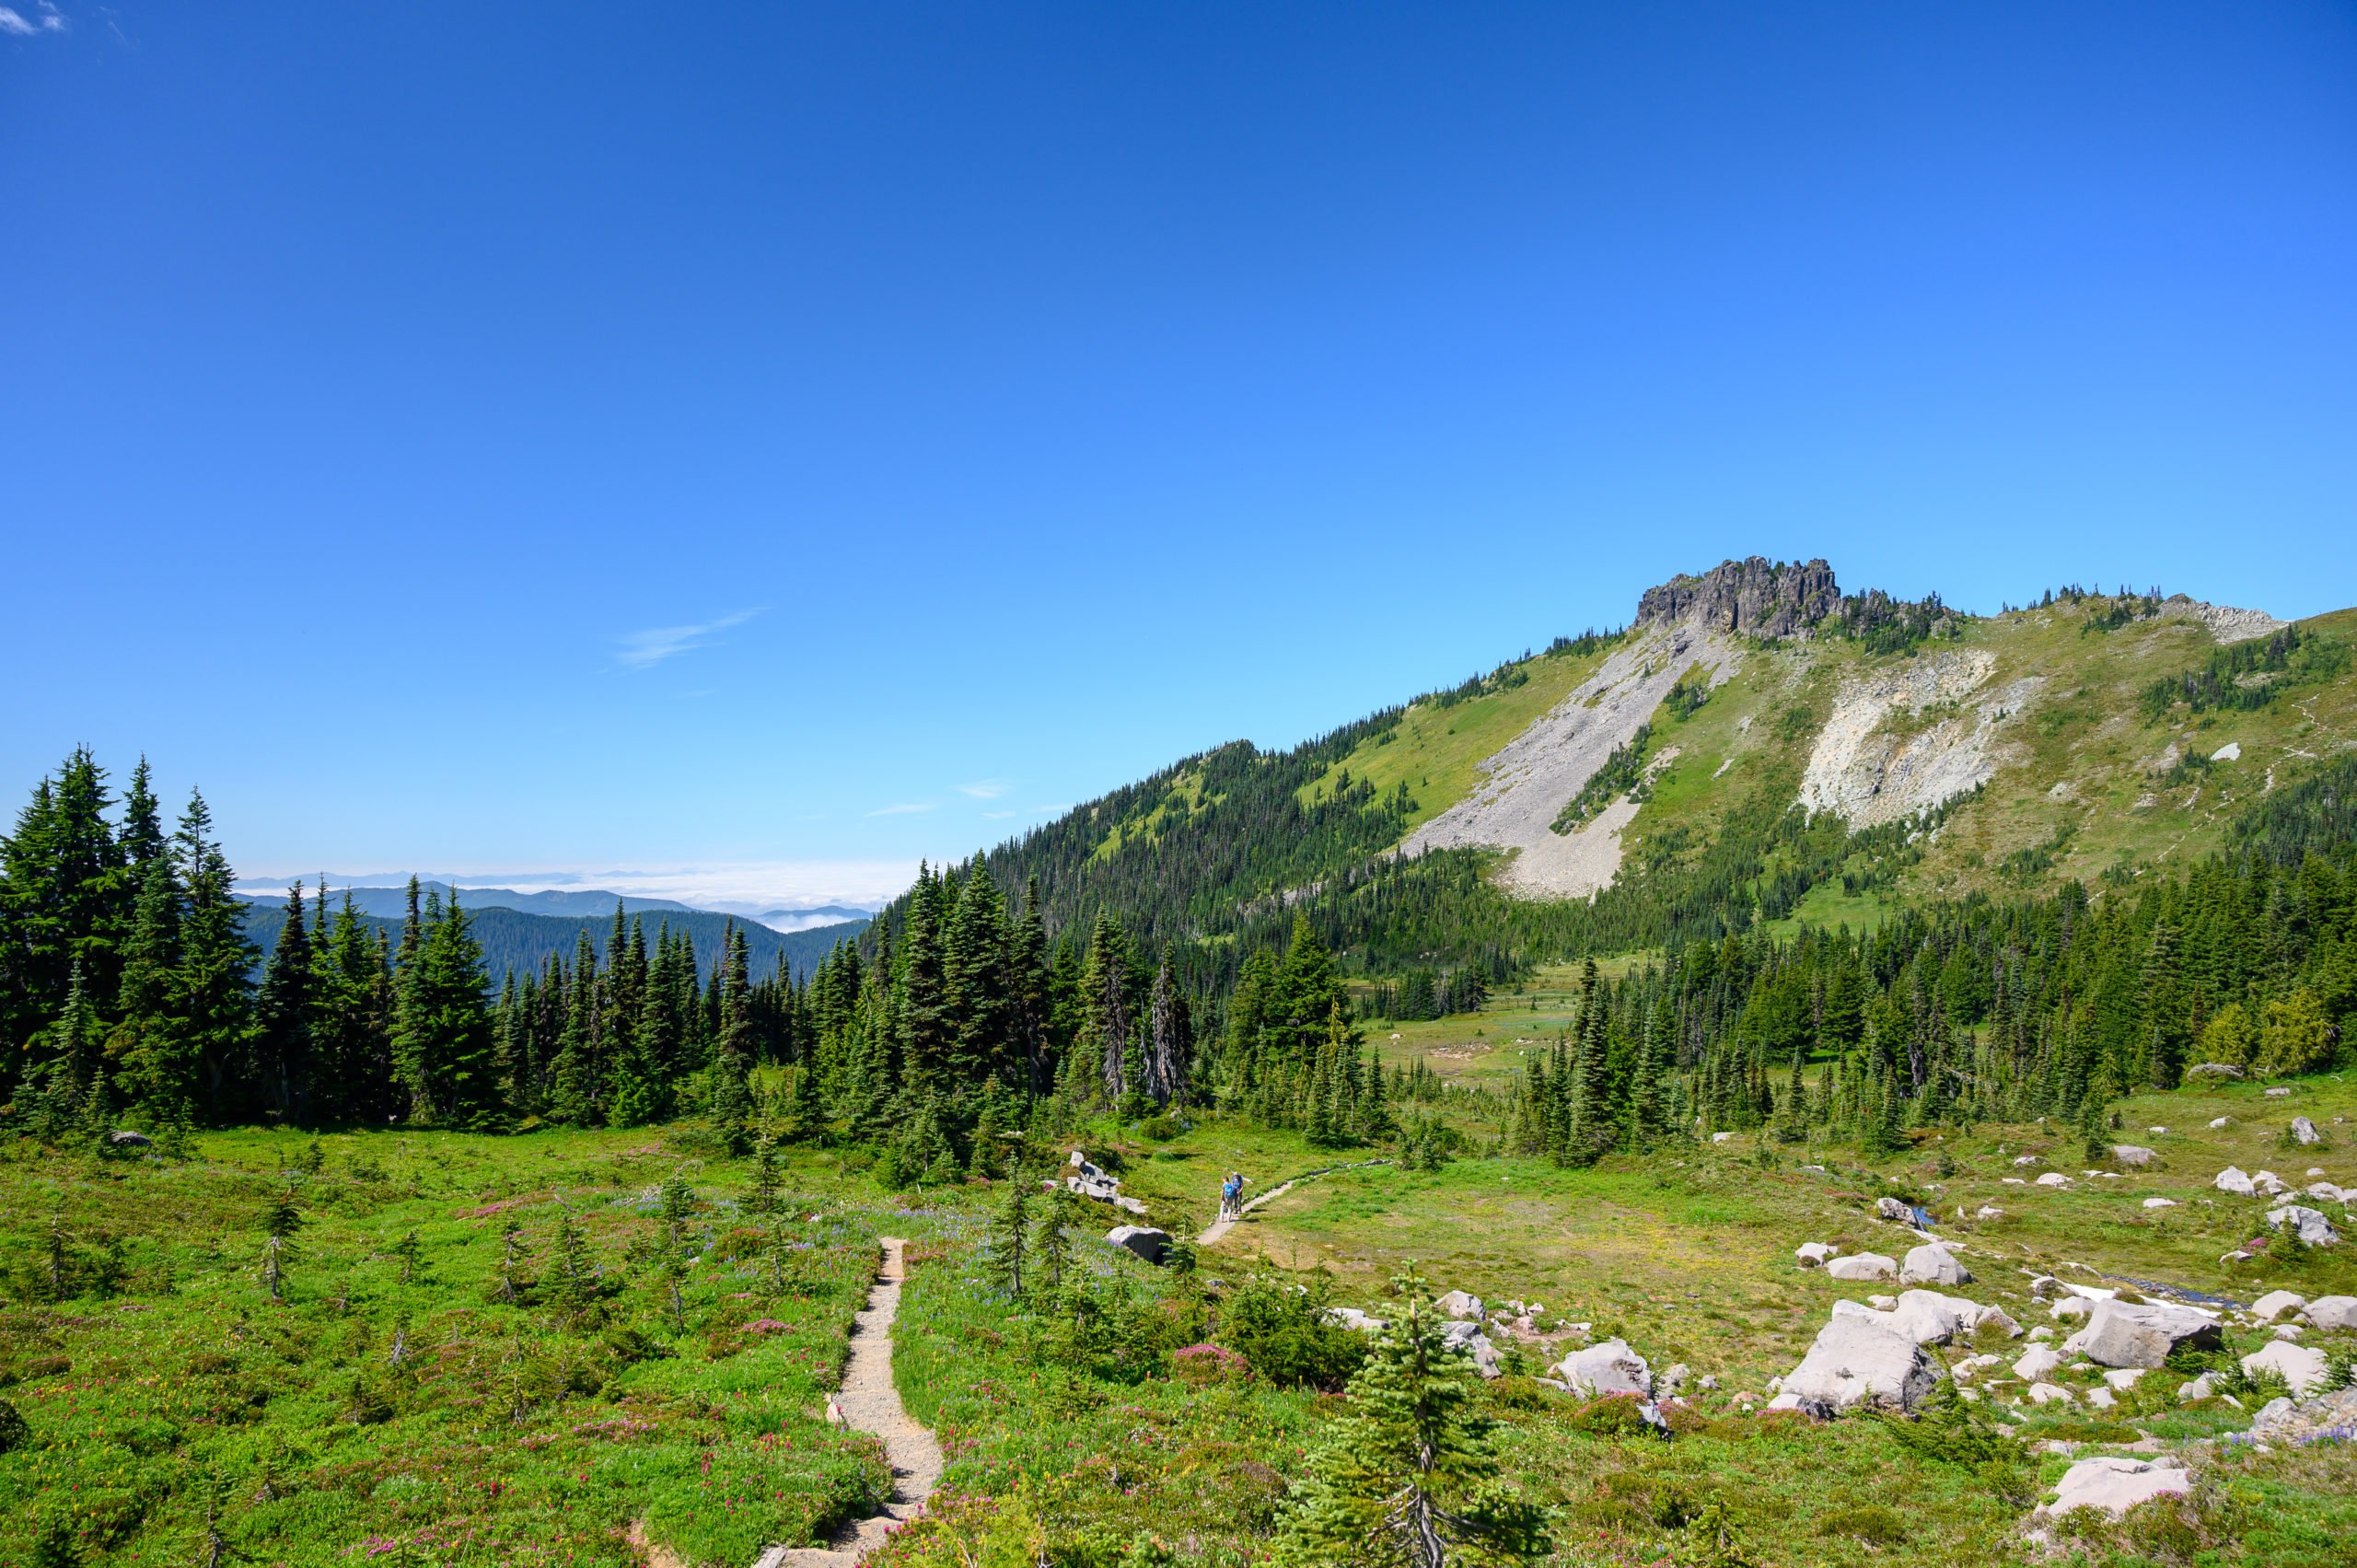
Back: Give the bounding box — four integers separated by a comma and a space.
752, 1236, 942, 1568
1197, 1160, 1389, 1248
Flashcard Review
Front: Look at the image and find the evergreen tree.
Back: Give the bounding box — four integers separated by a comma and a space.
395, 891, 502, 1129
987, 1174, 1031, 1298
171, 790, 255, 1124
1273, 1269, 1547, 1568
252, 883, 315, 1124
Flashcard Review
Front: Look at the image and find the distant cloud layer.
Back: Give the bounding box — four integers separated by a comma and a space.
0, 2, 66, 35
956, 778, 1013, 799
235, 859, 918, 916
615, 609, 760, 668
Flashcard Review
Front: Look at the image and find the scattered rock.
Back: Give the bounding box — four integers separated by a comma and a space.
2177, 1374, 2216, 1403
2060, 1301, 2223, 1368
2209, 1116, 2233, 1129
104, 1129, 153, 1148
2050, 1297, 2093, 1322
1559, 1339, 1653, 1399
1899, 1244, 1971, 1286
2014, 1154, 2043, 1167
1105, 1225, 1171, 1265
2272, 1324, 2305, 1342
2266, 1205, 2340, 1247
2028, 1327, 2055, 1342
2111, 1145, 2158, 1168
2187, 1064, 2244, 1082
2266, 1086, 2293, 1098
1712, 1132, 1737, 1144
2292, 1117, 2322, 1146
2215, 1167, 2257, 1195
1951, 1353, 2001, 1381
2086, 1387, 2118, 1410
2041, 1457, 2193, 1518
2037, 1172, 2072, 1188
1770, 1316, 1945, 1414
1435, 1290, 1483, 1321
2243, 1342, 2330, 1397
2103, 1368, 2146, 1391
2027, 1382, 2073, 1405
1977, 1205, 2006, 1219
1794, 1242, 1837, 1268
2252, 1290, 2308, 1323
2254, 1169, 2292, 1195
2143, 1198, 2177, 1210
1875, 1196, 1915, 1222
1655, 1363, 1690, 1397
2251, 1386, 2357, 1444
1826, 1253, 1898, 1283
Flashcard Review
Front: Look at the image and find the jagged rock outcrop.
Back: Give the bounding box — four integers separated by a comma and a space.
1636, 557, 1841, 639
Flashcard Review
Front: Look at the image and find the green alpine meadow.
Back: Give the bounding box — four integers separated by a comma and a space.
6, 562, 2357, 1567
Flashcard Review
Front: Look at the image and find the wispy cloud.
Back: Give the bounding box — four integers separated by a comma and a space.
865, 801, 938, 818
0, 3, 68, 35
615, 609, 761, 669
956, 778, 1013, 799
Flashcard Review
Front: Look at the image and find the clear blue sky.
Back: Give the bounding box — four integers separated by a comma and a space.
6, 3, 2353, 909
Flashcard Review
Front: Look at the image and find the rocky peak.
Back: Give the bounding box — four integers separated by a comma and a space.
1636, 556, 1841, 639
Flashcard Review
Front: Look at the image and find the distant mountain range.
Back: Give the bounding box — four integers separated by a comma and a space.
234, 882, 877, 935
236, 900, 867, 986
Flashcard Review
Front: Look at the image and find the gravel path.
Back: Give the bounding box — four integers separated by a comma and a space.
754, 1237, 943, 1568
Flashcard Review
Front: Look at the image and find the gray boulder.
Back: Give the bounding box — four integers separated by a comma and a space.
1324, 1307, 1387, 1334
1825, 1253, 1897, 1283
1104, 1225, 1171, 1265
2214, 1166, 2257, 1195
1794, 1242, 1837, 1267
1771, 1315, 1943, 1413
1434, 1289, 1483, 1321
2252, 1386, 2357, 1443
1898, 1244, 1971, 1286
2267, 1205, 2340, 1247
2302, 1295, 2357, 1330
2110, 1144, 2158, 1168
1875, 1196, 1915, 1222
2242, 1341, 2329, 1397
2185, 1063, 2243, 1081
1559, 1338, 1652, 1399
1889, 1290, 1984, 1345
2292, 1116, 2321, 1146
2060, 1300, 2223, 1368
104, 1129, 153, 1148
2041, 1457, 2193, 1519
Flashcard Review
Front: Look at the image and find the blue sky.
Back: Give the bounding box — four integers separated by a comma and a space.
5, 3, 2353, 911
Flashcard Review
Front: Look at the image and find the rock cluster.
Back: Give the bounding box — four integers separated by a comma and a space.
1064, 1150, 1148, 1214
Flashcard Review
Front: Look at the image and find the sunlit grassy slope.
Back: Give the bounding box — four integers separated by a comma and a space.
1306, 598, 2357, 912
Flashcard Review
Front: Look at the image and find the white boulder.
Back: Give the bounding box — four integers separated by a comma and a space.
2027, 1382, 2073, 1405
2043, 1457, 2192, 1518
2242, 1341, 2329, 1397
1558, 1339, 1652, 1400
1104, 1225, 1171, 1264
1794, 1242, 1837, 1267
2292, 1116, 2321, 1145
1434, 1289, 1483, 1320
1825, 1253, 1897, 1283
2060, 1300, 2223, 1368
2111, 1145, 2158, 1168
2215, 1167, 2257, 1195
2251, 1290, 2308, 1323
2037, 1172, 2071, 1188
2302, 1295, 2357, 1330
1899, 1244, 1971, 1286
1770, 1315, 1944, 1414
2013, 1343, 2063, 1380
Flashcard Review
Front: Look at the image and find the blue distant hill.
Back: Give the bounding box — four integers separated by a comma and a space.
236, 899, 865, 986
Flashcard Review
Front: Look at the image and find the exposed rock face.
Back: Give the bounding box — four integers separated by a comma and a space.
1769, 1316, 1943, 1414
1559, 1339, 1653, 1399
1796, 649, 2038, 830
2041, 1457, 2193, 1519
1635, 557, 1842, 639
2060, 1301, 2223, 1368
2252, 1386, 2357, 1442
